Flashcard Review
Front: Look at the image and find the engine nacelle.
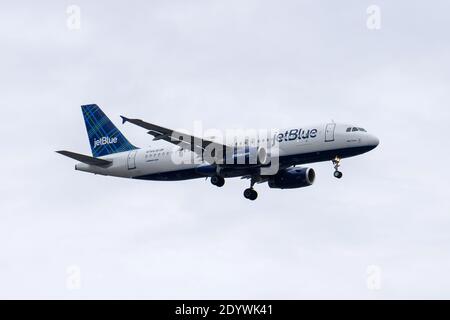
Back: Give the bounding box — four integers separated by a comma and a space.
268, 167, 315, 189
224, 147, 271, 166
257, 147, 271, 166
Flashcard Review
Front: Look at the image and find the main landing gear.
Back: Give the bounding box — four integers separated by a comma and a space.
211, 175, 225, 187
243, 177, 258, 201
332, 156, 343, 179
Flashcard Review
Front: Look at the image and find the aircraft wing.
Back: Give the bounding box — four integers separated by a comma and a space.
120, 116, 232, 160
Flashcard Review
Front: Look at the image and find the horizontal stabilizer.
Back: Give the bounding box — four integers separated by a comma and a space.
56, 150, 112, 167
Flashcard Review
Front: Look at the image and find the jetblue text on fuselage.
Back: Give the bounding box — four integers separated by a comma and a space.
275, 128, 318, 143
94, 136, 118, 148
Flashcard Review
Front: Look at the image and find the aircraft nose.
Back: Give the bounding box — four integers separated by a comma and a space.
368, 135, 380, 148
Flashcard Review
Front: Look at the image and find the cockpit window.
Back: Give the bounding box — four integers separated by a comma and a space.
347, 127, 368, 132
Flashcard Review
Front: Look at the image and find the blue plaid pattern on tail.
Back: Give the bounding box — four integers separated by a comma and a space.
81, 104, 137, 157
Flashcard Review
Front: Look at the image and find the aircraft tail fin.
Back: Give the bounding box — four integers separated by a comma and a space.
81, 104, 138, 157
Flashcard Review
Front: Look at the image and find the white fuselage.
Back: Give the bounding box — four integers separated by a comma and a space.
75, 122, 379, 180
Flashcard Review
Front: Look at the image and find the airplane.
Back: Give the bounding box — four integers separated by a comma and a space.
57, 104, 379, 200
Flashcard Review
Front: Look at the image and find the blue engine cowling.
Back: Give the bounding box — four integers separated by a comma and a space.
268, 167, 315, 189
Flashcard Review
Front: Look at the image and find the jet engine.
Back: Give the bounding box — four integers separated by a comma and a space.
224, 147, 271, 166
268, 167, 315, 189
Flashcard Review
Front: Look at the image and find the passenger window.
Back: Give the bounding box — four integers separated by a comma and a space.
346, 127, 351, 132
352, 127, 358, 132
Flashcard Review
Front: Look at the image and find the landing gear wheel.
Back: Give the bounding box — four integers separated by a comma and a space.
334, 171, 343, 179
244, 188, 258, 201
211, 175, 225, 187
332, 156, 343, 179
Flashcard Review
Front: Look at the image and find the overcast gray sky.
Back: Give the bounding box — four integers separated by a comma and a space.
1, 0, 450, 299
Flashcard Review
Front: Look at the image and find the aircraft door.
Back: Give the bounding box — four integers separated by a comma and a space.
127, 150, 137, 170
325, 123, 336, 142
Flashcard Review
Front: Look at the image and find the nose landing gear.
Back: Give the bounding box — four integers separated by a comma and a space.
332, 156, 343, 179
334, 170, 343, 179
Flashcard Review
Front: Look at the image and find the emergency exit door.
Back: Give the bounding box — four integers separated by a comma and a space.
127, 150, 137, 170
325, 123, 336, 142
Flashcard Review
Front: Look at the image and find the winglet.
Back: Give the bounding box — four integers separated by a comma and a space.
120, 115, 129, 124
